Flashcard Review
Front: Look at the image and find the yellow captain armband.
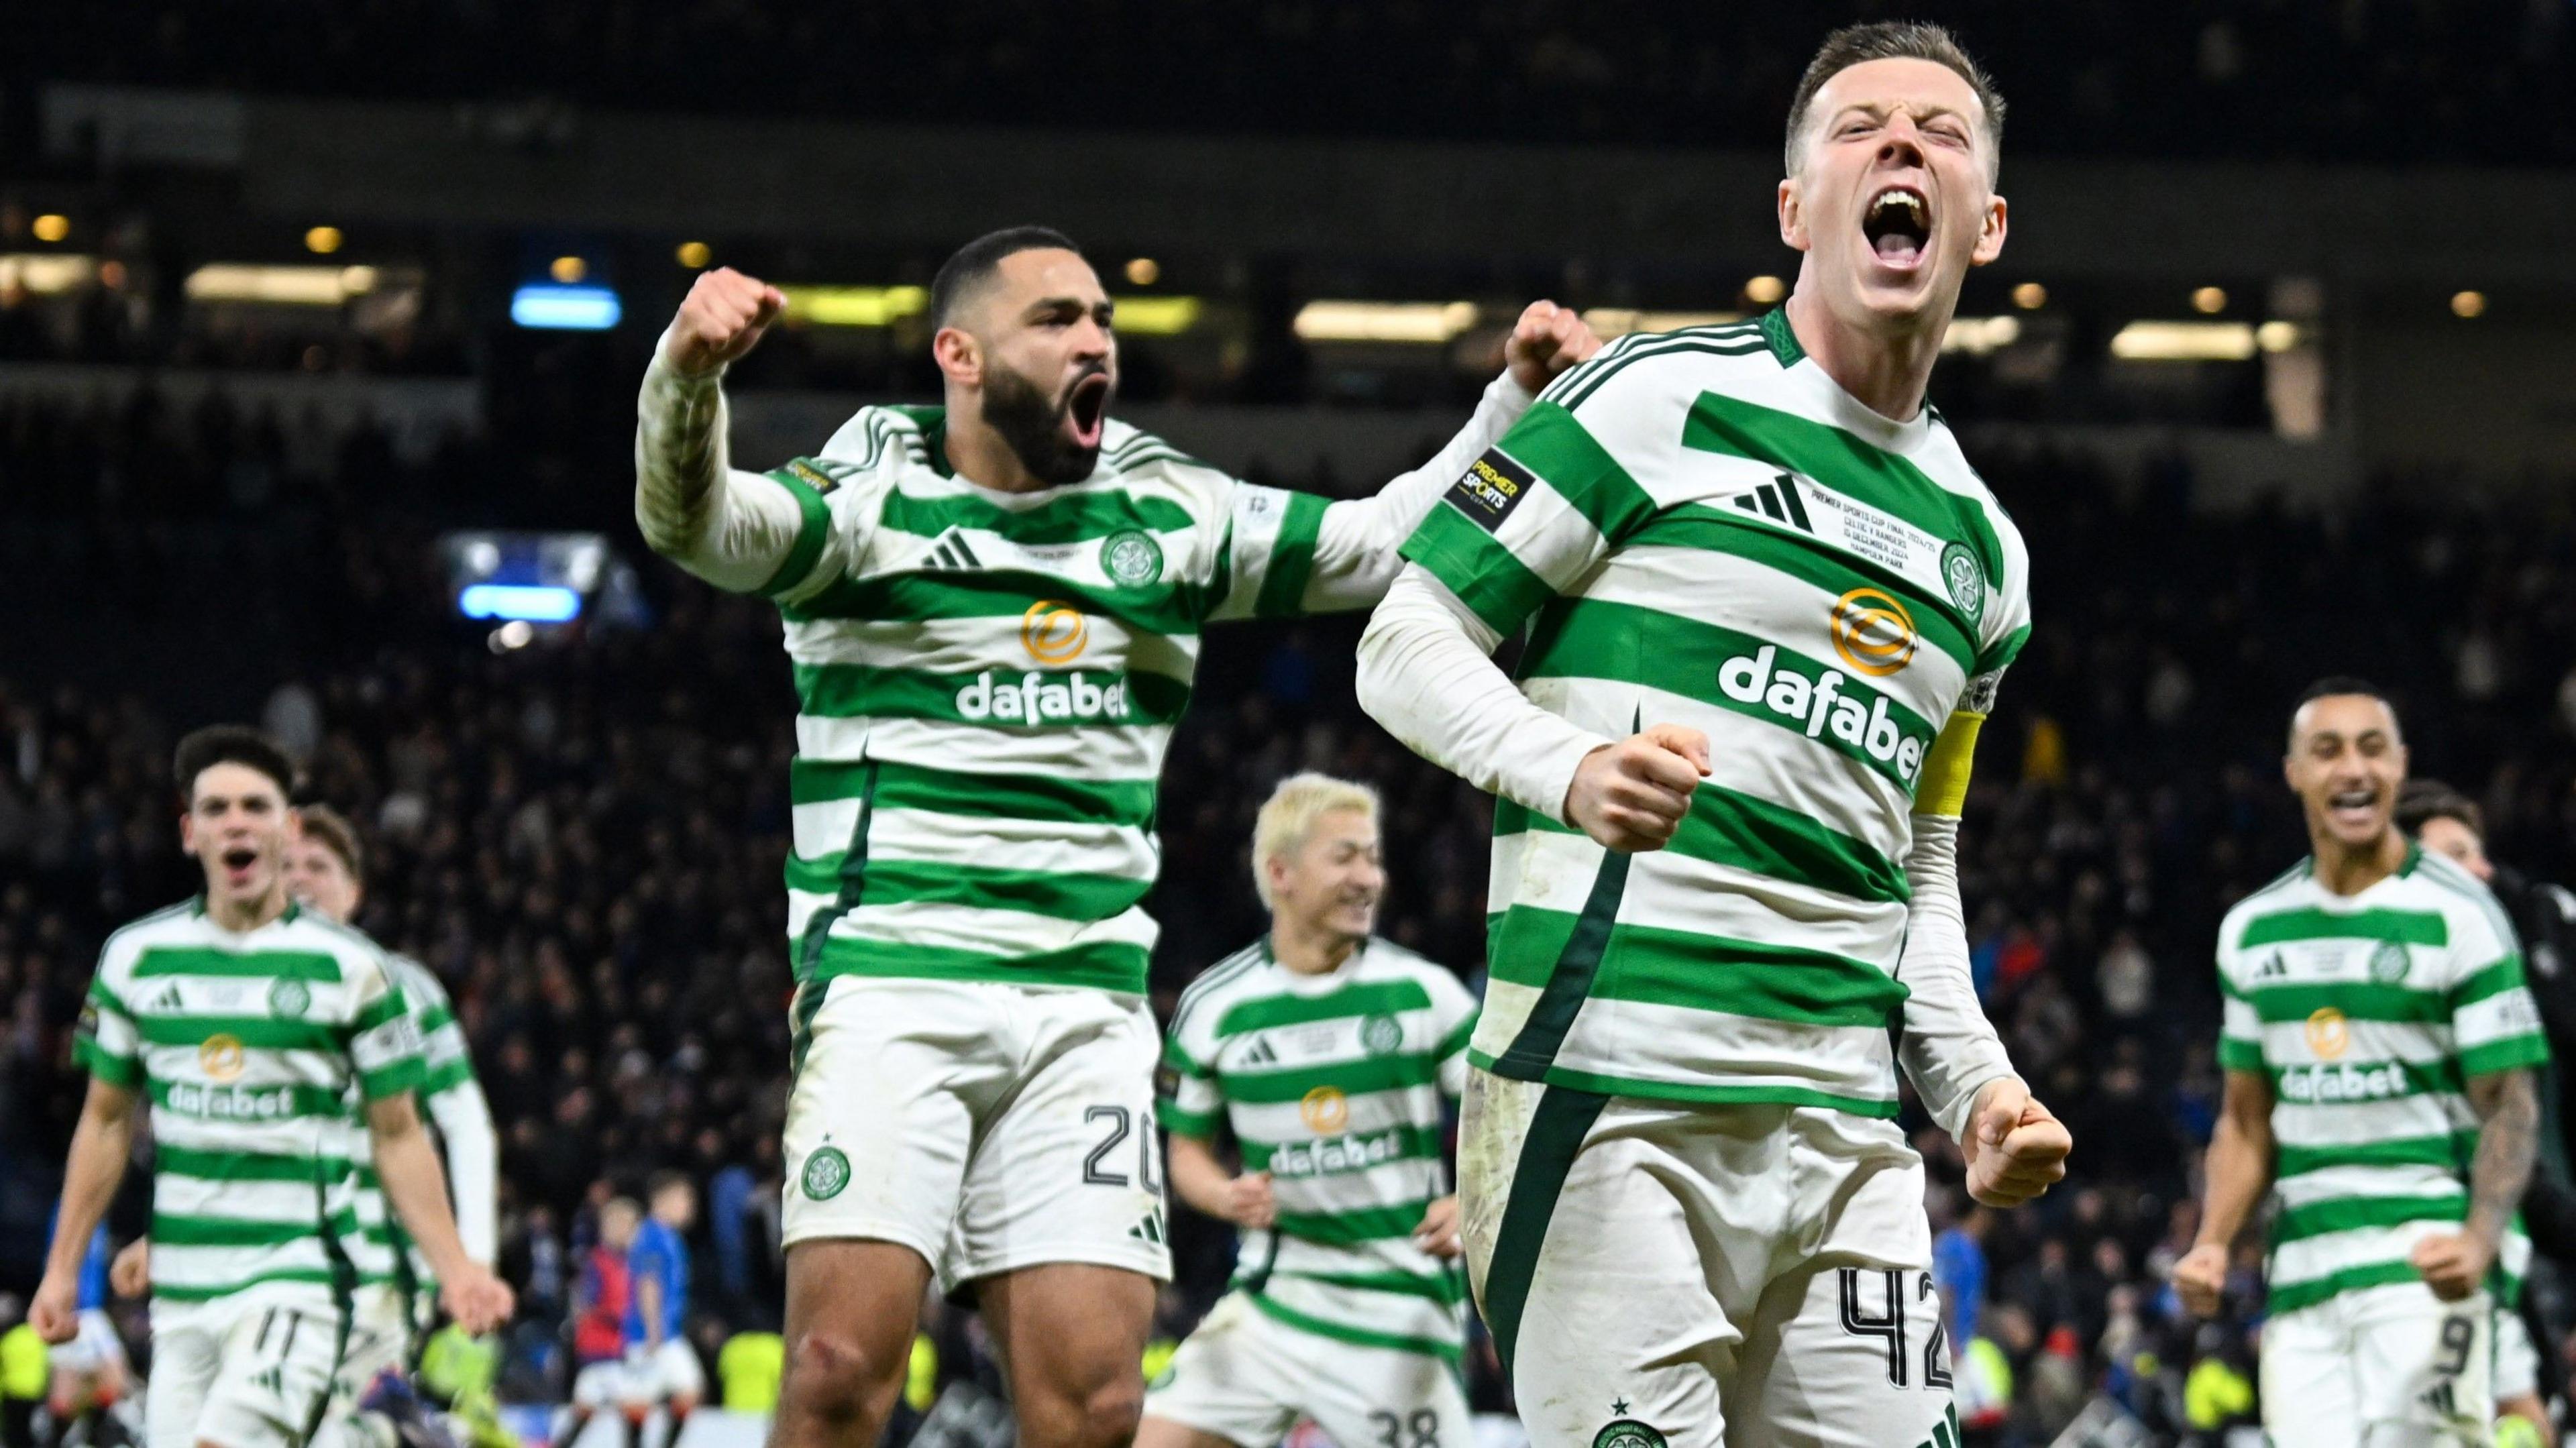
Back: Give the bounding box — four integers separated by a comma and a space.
1913, 710, 1984, 817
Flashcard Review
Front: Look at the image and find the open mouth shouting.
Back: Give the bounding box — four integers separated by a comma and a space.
218, 844, 262, 888
1063, 370, 1111, 451
2324, 785, 2382, 834
1862, 185, 1933, 272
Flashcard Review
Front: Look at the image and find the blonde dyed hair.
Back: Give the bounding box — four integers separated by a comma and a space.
1251, 772, 1381, 908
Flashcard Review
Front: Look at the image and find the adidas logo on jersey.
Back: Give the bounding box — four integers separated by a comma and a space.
954, 671, 1136, 724
1717, 646, 1930, 783
1237, 1037, 1278, 1066
1730, 474, 1815, 532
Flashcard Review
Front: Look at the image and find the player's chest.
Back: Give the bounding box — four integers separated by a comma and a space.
1213, 1005, 1419, 1080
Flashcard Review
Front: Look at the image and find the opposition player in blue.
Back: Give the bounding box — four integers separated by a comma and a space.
619, 1176, 703, 1448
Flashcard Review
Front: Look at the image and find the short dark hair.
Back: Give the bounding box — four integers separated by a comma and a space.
172, 726, 296, 803
2288, 676, 2400, 746
298, 803, 365, 882
647, 1170, 693, 1203
2396, 779, 2485, 840
1785, 22, 2006, 182
928, 225, 1083, 331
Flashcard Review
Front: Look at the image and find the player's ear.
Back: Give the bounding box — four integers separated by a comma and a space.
1971, 194, 2008, 266
177, 808, 197, 855
1777, 178, 1809, 252
931, 325, 982, 388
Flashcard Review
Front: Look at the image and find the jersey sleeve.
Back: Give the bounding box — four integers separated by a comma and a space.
2448, 898, 2549, 1077
1426, 969, 1481, 1100
2214, 935, 2266, 1073
402, 965, 478, 1099
1393, 382, 1664, 640
73, 958, 141, 1090
1209, 370, 1536, 623
1155, 1011, 1226, 1140
347, 954, 427, 1101
1917, 510, 2032, 820
743, 456, 871, 606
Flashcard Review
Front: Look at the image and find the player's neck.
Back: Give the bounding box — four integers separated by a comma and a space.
1270, 919, 1364, 977
204, 881, 292, 934
1782, 289, 1947, 423
941, 396, 1051, 494
2308, 827, 2410, 897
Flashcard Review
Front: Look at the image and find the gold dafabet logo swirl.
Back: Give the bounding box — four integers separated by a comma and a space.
1021, 600, 1088, 664
199, 1032, 246, 1082
1829, 588, 1917, 677
2305, 1007, 2350, 1060
1300, 1085, 1349, 1134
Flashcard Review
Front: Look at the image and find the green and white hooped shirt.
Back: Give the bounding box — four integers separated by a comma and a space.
1159, 938, 1478, 1360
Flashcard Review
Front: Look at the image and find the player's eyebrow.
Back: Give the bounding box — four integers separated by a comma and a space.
1831, 99, 1974, 131
1024, 294, 1114, 325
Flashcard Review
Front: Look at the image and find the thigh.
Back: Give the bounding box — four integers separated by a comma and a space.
145, 1311, 219, 1448
1138, 1295, 1303, 1448
1461, 1074, 1736, 1448
329, 1288, 407, 1404
1301, 1342, 1472, 1448
1731, 1266, 1957, 1448
779, 1239, 934, 1402
951, 991, 1167, 1288
978, 1262, 1157, 1432
199, 1300, 345, 1448
780, 978, 985, 1264
2259, 1302, 2361, 1448
2349, 1285, 2490, 1442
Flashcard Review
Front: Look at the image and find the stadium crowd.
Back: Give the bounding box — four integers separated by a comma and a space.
5, 380, 2576, 1443
18, 0, 2575, 164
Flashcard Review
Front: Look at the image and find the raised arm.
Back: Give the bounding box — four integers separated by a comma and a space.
1218, 304, 1597, 620
635, 267, 813, 591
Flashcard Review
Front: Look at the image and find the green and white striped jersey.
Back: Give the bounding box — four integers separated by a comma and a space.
752, 399, 1514, 996
1157, 938, 1478, 1359
2216, 846, 2550, 1314
350, 955, 478, 1294
1398, 312, 2031, 1115
74, 898, 425, 1310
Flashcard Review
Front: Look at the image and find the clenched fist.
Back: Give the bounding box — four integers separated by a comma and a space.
440, 1262, 518, 1335
660, 267, 788, 378
1564, 724, 1710, 852
1221, 1171, 1277, 1230
1503, 301, 1604, 394
1961, 1077, 2071, 1207
2169, 1241, 2231, 1318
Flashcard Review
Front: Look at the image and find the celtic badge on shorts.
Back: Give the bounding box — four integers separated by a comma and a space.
1592, 1418, 1666, 1448
268, 978, 311, 1017
1099, 529, 1165, 588
802, 1146, 852, 1200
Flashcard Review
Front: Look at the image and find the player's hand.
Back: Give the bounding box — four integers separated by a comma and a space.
1413, 1195, 1464, 1260
1224, 1171, 1277, 1230
109, 1237, 150, 1298
660, 267, 788, 378
1564, 725, 1709, 852
2411, 1231, 2495, 1302
1503, 301, 1603, 394
1960, 1077, 2071, 1208
29, 1272, 79, 1344
440, 1264, 517, 1335
2169, 1242, 2231, 1318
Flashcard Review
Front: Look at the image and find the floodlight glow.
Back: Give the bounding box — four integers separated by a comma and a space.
510, 284, 622, 331
459, 584, 582, 622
